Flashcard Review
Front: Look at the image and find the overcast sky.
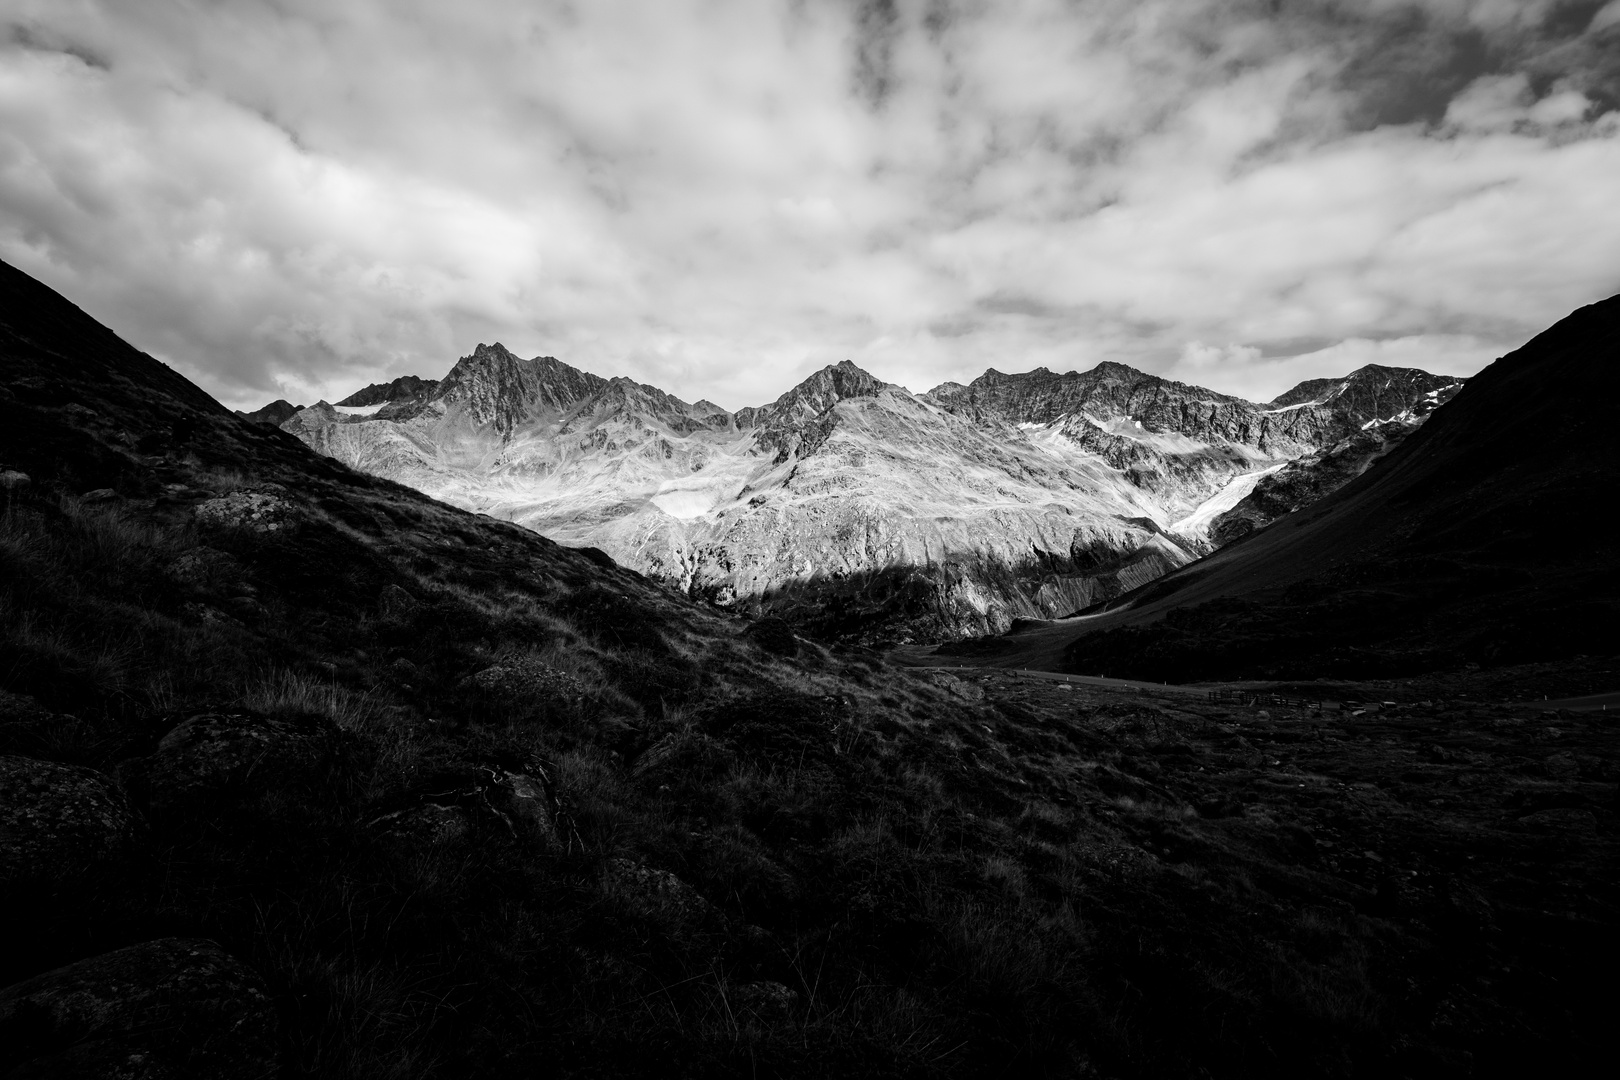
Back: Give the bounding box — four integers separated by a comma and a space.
2, 1, 1618, 411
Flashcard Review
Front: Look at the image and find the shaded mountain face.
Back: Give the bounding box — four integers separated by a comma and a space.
279, 349, 1461, 645
235, 399, 303, 427
1206, 370, 1466, 545
942, 294, 1620, 679
1268, 363, 1462, 416
336, 374, 439, 408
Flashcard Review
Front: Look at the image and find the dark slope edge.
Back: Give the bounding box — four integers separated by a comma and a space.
4, 260, 1617, 1079
944, 293, 1620, 679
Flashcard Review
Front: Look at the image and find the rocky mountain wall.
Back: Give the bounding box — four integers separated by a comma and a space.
276, 349, 1462, 645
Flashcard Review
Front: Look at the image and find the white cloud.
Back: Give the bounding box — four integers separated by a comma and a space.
0, 0, 1615, 411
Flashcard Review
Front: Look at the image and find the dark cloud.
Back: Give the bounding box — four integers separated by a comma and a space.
851, 0, 902, 107
7, 22, 110, 71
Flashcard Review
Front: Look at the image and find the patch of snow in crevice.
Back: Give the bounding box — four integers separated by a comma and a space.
332, 403, 388, 416
1168, 462, 1288, 537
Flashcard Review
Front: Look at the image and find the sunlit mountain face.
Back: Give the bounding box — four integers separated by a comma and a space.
278, 347, 1462, 644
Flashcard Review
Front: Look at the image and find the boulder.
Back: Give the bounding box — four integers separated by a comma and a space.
0, 469, 29, 492
120, 711, 345, 815
0, 938, 277, 1079
916, 669, 985, 703
462, 658, 585, 706
162, 548, 241, 594
0, 756, 138, 883
377, 584, 420, 619
192, 490, 297, 534
0, 689, 56, 731
732, 980, 798, 1023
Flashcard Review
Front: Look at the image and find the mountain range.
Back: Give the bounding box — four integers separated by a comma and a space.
272, 349, 1461, 643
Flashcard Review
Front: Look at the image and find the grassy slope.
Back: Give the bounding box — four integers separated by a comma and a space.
2, 259, 1616, 1078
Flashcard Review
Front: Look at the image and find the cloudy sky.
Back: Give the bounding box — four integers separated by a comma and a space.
2, 1, 1618, 410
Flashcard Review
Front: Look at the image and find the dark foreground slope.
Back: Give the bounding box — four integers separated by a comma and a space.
3, 259, 1616, 1080
944, 294, 1620, 680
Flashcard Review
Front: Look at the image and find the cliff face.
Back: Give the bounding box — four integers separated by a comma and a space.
277, 350, 1461, 644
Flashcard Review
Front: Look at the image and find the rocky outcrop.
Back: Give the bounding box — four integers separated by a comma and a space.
193, 490, 298, 534
0, 938, 277, 1079
0, 755, 139, 882
274, 348, 1463, 644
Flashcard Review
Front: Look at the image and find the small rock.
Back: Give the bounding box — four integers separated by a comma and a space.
388, 657, 420, 680
0, 469, 30, 491
632, 733, 683, 778
120, 711, 345, 815
163, 548, 241, 593
80, 488, 120, 503
224, 596, 267, 622
0, 689, 55, 728
0, 756, 139, 882
1544, 752, 1580, 780
917, 669, 985, 703
603, 858, 721, 928
377, 584, 420, 619
193, 490, 297, 534
1518, 807, 1597, 832
732, 980, 798, 1022
0, 937, 277, 1079
367, 802, 471, 848
177, 602, 239, 628
371, 764, 563, 854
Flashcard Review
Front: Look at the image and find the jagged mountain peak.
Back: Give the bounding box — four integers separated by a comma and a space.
923, 380, 968, 401
745, 359, 892, 425
799, 359, 888, 399
336, 374, 438, 408
1268, 363, 1462, 411
944, 359, 1242, 427
434, 343, 607, 437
